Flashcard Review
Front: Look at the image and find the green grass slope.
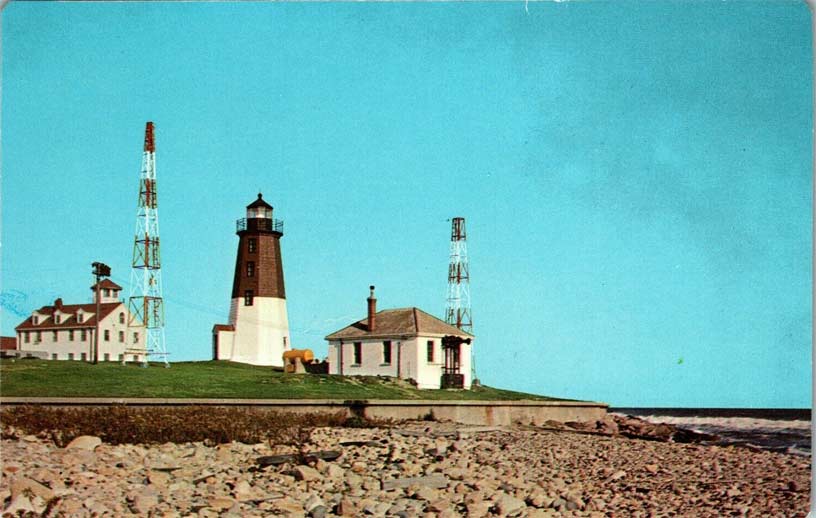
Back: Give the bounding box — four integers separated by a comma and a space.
0, 360, 565, 401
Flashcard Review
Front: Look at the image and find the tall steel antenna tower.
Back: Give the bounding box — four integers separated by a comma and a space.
445, 217, 472, 334
128, 121, 168, 367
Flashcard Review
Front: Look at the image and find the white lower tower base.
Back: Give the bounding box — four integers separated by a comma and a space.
217, 297, 290, 366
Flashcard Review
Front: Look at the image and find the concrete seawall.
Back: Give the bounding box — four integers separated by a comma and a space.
0, 397, 608, 426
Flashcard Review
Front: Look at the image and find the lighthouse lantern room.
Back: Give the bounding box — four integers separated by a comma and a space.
213, 193, 290, 366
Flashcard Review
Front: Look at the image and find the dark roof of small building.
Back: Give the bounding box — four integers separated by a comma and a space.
15, 302, 125, 331
90, 279, 123, 291
0, 336, 16, 351
325, 307, 474, 341
212, 324, 235, 332
247, 193, 273, 210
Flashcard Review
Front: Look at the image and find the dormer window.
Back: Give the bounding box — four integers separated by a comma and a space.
54, 315, 61, 324
32, 315, 39, 325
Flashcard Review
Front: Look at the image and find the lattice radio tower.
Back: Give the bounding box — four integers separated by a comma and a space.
445, 217, 472, 334
128, 121, 168, 367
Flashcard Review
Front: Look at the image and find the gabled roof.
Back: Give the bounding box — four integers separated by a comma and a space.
90, 279, 123, 291
15, 302, 127, 331
247, 193, 273, 210
325, 307, 474, 341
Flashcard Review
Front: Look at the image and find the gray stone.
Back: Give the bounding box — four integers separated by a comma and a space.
411, 485, 438, 501
293, 465, 322, 482
304, 494, 324, 513
130, 494, 159, 514
326, 463, 345, 480
607, 470, 627, 481
466, 501, 493, 518
495, 493, 526, 515
336, 497, 358, 516
382, 474, 448, 491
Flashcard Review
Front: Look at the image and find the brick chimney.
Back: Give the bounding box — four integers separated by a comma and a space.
367, 285, 377, 332
54, 298, 63, 309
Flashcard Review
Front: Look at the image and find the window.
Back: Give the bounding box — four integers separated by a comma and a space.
119, 312, 125, 324
35, 331, 41, 342
52, 331, 58, 341
77, 313, 83, 323
118, 354, 124, 362
104, 288, 111, 297
51, 354, 58, 360
427, 341, 435, 363
283, 336, 287, 348
81, 330, 87, 341
69, 330, 74, 341
24, 332, 30, 344
68, 353, 74, 360
133, 332, 139, 344
81, 353, 87, 361
104, 330, 110, 341
246, 261, 255, 277
119, 331, 125, 343
132, 355, 139, 362
32, 316, 39, 325
54, 315, 60, 324
244, 290, 254, 306
353, 342, 362, 365
248, 238, 257, 253
104, 353, 110, 361
382, 341, 392, 365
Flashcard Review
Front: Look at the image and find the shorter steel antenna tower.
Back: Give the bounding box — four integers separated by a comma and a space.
128, 121, 168, 367
445, 217, 472, 334
445, 217, 474, 383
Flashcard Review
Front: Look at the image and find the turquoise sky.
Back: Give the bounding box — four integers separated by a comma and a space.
2, 1, 812, 407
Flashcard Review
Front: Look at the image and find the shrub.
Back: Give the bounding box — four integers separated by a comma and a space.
0, 405, 384, 447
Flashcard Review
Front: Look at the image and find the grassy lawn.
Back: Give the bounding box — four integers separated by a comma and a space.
0, 359, 564, 401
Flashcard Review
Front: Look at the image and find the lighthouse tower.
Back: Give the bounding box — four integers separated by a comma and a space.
213, 193, 290, 366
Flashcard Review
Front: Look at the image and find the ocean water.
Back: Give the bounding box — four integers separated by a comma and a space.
610, 408, 811, 456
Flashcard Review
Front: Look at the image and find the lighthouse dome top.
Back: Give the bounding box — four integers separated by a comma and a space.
246, 193, 273, 219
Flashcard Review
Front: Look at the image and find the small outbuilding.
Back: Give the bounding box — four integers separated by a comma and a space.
325, 287, 474, 389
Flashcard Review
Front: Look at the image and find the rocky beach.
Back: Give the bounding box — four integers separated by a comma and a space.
1, 416, 810, 517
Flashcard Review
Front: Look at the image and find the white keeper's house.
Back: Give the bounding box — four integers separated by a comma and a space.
326, 287, 474, 389
12, 279, 145, 362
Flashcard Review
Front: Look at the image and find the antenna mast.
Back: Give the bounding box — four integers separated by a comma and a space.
128, 121, 168, 367
445, 217, 472, 334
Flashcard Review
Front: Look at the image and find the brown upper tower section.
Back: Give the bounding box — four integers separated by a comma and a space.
367, 286, 377, 332
144, 122, 155, 152
231, 193, 286, 299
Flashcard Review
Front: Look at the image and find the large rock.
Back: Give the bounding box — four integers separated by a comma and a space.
65, 435, 102, 451
10, 476, 55, 501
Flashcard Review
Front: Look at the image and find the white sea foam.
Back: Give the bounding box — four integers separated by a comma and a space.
636, 415, 811, 432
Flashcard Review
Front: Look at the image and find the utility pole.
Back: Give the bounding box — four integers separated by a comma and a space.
91, 262, 111, 365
